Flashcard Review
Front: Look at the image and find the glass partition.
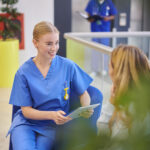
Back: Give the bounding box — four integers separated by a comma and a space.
65, 32, 150, 104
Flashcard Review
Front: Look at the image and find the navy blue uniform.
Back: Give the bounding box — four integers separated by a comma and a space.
85, 0, 117, 72
85, 0, 117, 33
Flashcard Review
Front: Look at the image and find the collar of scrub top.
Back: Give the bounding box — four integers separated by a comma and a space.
99, 0, 105, 4
31, 55, 57, 79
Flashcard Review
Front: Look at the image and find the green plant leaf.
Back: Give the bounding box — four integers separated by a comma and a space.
1, 0, 18, 4
0, 0, 20, 40
1, 7, 10, 13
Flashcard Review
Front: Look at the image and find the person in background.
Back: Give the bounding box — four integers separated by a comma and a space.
85, 0, 117, 75
108, 45, 150, 138
7, 21, 94, 150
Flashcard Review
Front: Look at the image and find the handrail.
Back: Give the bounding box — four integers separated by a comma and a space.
64, 31, 150, 55
65, 31, 150, 38
64, 34, 113, 55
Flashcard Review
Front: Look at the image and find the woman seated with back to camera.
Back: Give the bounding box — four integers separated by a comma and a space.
108, 44, 150, 138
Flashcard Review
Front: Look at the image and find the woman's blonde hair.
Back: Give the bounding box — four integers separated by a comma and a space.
33, 21, 59, 41
109, 44, 150, 130
110, 45, 150, 104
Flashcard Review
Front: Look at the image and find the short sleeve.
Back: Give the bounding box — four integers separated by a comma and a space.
71, 63, 93, 95
9, 71, 33, 107
108, 0, 117, 15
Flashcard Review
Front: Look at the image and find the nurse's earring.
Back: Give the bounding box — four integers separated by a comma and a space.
64, 87, 69, 100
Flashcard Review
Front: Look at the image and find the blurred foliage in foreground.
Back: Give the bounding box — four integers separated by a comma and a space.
60, 75, 150, 150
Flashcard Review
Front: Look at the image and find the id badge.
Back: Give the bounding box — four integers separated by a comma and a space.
96, 20, 101, 25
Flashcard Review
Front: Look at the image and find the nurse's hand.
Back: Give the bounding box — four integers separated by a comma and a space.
103, 15, 115, 21
79, 108, 94, 118
52, 110, 72, 125
87, 17, 95, 22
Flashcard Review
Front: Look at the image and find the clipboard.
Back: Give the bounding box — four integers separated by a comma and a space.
79, 12, 103, 21
68, 103, 100, 119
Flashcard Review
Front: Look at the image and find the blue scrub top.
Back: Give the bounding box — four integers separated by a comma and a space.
85, 0, 117, 32
7, 55, 93, 137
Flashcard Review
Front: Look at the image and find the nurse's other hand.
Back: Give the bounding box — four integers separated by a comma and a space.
87, 17, 95, 22
51, 110, 72, 125
79, 109, 94, 118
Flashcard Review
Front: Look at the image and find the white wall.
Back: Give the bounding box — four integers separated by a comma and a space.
16, 0, 54, 65
72, 0, 90, 32
130, 0, 143, 31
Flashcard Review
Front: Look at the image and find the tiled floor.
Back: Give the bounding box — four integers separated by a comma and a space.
0, 74, 112, 150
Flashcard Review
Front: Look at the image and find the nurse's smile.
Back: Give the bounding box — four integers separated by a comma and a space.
33, 32, 59, 61
48, 51, 56, 57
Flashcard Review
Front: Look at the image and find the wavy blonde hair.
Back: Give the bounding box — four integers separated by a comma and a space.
109, 45, 150, 130
33, 21, 59, 41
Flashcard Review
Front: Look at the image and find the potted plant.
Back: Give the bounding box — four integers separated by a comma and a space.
0, 0, 20, 40
0, 0, 21, 87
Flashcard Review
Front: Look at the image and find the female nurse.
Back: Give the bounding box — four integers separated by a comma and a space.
85, 0, 117, 74
8, 21, 94, 150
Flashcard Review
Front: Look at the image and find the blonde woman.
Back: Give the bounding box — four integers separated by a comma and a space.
108, 45, 150, 137
7, 21, 94, 150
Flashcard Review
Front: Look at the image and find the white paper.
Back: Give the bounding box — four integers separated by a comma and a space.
68, 103, 100, 119
79, 12, 88, 19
